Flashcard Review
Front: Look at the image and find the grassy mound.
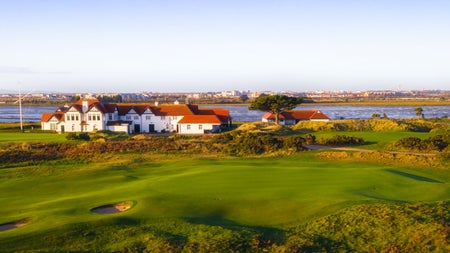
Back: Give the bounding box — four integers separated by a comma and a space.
237, 122, 296, 135
292, 119, 444, 132
283, 202, 450, 252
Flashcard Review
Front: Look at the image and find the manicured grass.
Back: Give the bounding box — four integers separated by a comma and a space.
312, 131, 437, 149
0, 152, 448, 251
0, 132, 67, 143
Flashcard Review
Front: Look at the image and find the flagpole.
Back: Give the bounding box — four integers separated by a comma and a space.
19, 87, 23, 132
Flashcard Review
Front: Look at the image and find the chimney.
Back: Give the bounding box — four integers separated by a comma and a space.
82, 100, 89, 113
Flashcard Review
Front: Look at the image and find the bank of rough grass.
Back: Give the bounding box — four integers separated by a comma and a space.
0, 151, 449, 252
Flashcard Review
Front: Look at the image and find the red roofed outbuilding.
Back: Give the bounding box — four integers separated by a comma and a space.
262, 109, 330, 125
177, 114, 228, 134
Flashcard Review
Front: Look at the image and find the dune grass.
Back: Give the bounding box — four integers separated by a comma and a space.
0, 152, 448, 251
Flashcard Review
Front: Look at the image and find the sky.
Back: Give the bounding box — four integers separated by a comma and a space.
1, 0, 449, 93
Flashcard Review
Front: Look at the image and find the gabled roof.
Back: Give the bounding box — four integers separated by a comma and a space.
153, 104, 195, 116
103, 103, 117, 113
70, 99, 108, 113
262, 110, 330, 121
74, 99, 100, 106
308, 110, 331, 120
40, 112, 65, 122
198, 108, 229, 123
262, 111, 287, 120
40, 113, 54, 122
89, 102, 108, 113
178, 115, 222, 124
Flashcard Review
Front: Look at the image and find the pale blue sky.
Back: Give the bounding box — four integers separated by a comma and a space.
1, 0, 449, 92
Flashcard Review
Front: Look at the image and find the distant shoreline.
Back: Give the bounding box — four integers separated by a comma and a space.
1, 99, 449, 107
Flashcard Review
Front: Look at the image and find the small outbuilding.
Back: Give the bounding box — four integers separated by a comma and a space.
262, 110, 330, 125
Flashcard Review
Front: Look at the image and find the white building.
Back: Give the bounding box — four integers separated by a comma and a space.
41, 99, 230, 134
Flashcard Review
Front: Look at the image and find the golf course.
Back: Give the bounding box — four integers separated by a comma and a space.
0, 120, 449, 252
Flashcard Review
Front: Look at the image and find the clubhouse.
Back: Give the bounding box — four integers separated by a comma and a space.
41, 99, 230, 134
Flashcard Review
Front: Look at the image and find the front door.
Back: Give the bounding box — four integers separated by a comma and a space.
134, 124, 141, 133
149, 124, 155, 132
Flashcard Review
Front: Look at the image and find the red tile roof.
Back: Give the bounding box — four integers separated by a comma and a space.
262, 110, 330, 121
198, 108, 230, 122
40, 112, 65, 122
40, 113, 53, 122
178, 115, 222, 124
154, 104, 195, 116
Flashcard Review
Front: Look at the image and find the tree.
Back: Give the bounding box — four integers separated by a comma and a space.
249, 94, 302, 124
415, 107, 424, 118
239, 94, 249, 103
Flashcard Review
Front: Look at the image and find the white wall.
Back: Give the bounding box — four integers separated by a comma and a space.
178, 123, 219, 134
107, 124, 130, 133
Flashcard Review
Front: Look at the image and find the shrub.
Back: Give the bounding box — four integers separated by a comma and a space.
318, 135, 365, 146
65, 132, 90, 141
66, 132, 78, 140
392, 134, 449, 152
283, 135, 307, 151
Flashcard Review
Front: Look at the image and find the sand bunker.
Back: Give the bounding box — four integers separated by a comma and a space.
0, 218, 31, 232
91, 201, 134, 214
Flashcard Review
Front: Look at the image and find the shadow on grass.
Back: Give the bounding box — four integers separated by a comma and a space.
356, 192, 409, 202
385, 169, 443, 183
183, 212, 286, 245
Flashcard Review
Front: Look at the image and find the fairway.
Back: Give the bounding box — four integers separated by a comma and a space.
0, 132, 67, 143
312, 130, 436, 149
1, 153, 448, 237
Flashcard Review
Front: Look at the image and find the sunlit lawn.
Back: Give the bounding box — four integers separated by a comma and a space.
0, 132, 66, 143
311, 131, 437, 149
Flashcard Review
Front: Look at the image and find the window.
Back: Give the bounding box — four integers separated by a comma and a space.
198, 124, 203, 130
146, 116, 151, 120
134, 116, 139, 120
108, 115, 113, 120
50, 123, 56, 130
97, 115, 101, 121
88, 115, 92, 121
161, 116, 166, 120
76, 115, 79, 121
71, 115, 74, 121
187, 124, 191, 130
173, 116, 177, 120
66, 115, 70, 121
71, 124, 75, 131
126, 116, 131, 120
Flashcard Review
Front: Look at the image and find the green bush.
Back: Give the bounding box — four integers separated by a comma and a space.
318, 135, 365, 146
65, 132, 90, 141
392, 134, 449, 152
283, 135, 307, 151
